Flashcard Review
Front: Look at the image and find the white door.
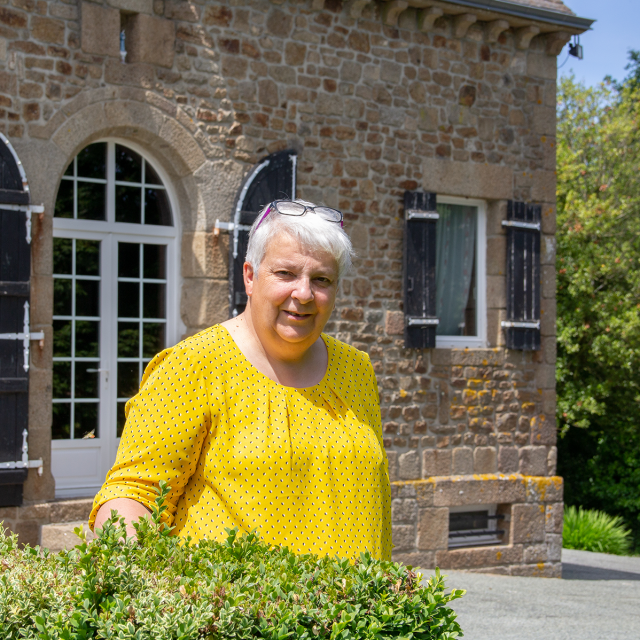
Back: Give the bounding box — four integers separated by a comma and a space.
51, 141, 179, 498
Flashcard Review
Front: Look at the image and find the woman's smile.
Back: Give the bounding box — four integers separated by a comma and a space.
282, 308, 313, 320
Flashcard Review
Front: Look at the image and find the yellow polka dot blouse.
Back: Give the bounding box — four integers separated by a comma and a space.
89, 325, 392, 560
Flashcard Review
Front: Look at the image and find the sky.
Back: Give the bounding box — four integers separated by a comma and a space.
559, 0, 640, 87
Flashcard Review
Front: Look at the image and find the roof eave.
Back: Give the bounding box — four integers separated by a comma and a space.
441, 0, 594, 31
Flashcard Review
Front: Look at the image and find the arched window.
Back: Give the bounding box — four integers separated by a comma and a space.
51, 141, 179, 498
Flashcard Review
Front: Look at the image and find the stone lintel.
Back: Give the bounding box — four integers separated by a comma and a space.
392, 475, 563, 508
422, 158, 514, 201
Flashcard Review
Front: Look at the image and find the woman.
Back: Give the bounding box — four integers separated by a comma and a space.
90, 199, 392, 560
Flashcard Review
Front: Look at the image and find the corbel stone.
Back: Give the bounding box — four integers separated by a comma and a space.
452, 13, 477, 39
310, 0, 325, 10
417, 6, 443, 33
486, 19, 509, 43
545, 31, 571, 56
381, 0, 408, 27
344, 0, 372, 19
515, 25, 540, 50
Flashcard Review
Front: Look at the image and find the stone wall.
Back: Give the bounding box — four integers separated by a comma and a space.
0, 0, 569, 573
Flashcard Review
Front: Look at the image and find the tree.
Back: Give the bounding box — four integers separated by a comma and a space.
556, 54, 640, 550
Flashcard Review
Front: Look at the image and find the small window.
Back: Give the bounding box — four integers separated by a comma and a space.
448, 505, 505, 549
435, 196, 486, 349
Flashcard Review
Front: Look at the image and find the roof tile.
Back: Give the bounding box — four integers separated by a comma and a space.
504, 0, 575, 16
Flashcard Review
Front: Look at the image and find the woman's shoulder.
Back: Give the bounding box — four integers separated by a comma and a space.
140, 325, 232, 386
323, 333, 374, 378
156, 324, 230, 360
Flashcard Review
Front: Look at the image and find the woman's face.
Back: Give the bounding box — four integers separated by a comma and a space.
244, 233, 338, 357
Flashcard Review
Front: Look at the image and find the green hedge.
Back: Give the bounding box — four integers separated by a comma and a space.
0, 483, 465, 639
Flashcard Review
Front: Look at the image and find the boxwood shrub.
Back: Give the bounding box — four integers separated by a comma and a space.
0, 482, 465, 639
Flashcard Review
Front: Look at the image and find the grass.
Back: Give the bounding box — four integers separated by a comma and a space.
563, 506, 633, 556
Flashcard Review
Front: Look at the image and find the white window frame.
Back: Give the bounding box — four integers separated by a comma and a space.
51, 139, 183, 498
435, 195, 487, 350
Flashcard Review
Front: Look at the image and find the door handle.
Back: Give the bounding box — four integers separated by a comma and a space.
87, 368, 109, 383
407, 276, 414, 292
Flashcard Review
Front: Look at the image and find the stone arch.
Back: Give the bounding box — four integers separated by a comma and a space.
20, 94, 211, 233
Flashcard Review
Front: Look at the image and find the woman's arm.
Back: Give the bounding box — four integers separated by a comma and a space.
93, 498, 151, 538
88, 343, 213, 533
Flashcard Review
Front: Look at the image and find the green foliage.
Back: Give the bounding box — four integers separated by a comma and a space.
556, 56, 640, 552
563, 506, 632, 556
0, 482, 465, 640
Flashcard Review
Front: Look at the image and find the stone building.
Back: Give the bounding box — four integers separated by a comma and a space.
0, 0, 592, 576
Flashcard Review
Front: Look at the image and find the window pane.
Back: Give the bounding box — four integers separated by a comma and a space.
53, 238, 72, 274
76, 279, 100, 317
116, 185, 142, 224
63, 160, 73, 177
53, 362, 71, 399
118, 243, 140, 278
54, 180, 73, 218
118, 282, 140, 318
118, 361, 140, 398
118, 322, 139, 357
435, 204, 477, 336
75, 320, 100, 357
77, 142, 106, 179
143, 283, 165, 319
77, 182, 106, 221
115, 145, 142, 183
76, 240, 100, 276
53, 320, 71, 357
75, 362, 99, 399
145, 188, 172, 226
145, 161, 162, 185
74, 403, 98, 439
143, 322, 165, 358
52, 403, 71, 439
116, 402, 127, 438
143, 244, 166, 280
53, 278, 72, 316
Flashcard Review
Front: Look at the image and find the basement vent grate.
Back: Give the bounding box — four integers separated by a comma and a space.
448, 507, 505, 549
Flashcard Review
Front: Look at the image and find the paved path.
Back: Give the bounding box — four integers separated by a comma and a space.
433, 550, 640, 640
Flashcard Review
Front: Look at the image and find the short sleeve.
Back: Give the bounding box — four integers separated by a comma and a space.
88, 344, 212, 530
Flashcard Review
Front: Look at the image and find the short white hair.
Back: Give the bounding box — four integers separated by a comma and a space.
245, 200, 354, 280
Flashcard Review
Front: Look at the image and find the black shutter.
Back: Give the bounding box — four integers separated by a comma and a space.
228, 150, 297, 317
503, 200, 541, 350
403, 191, 439, 349
0, 136, 34, 506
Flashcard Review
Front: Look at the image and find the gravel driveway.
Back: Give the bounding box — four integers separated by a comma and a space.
433, 550, 640, 640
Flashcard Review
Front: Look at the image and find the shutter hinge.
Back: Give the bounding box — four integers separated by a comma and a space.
0, 429, 43, 475
407, 316, 440, 326
1, 203, 45, 243
406, 209, 439, 220
501, 320, 540, 330
501, 220, 540, 231
0, 301, 44, 371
